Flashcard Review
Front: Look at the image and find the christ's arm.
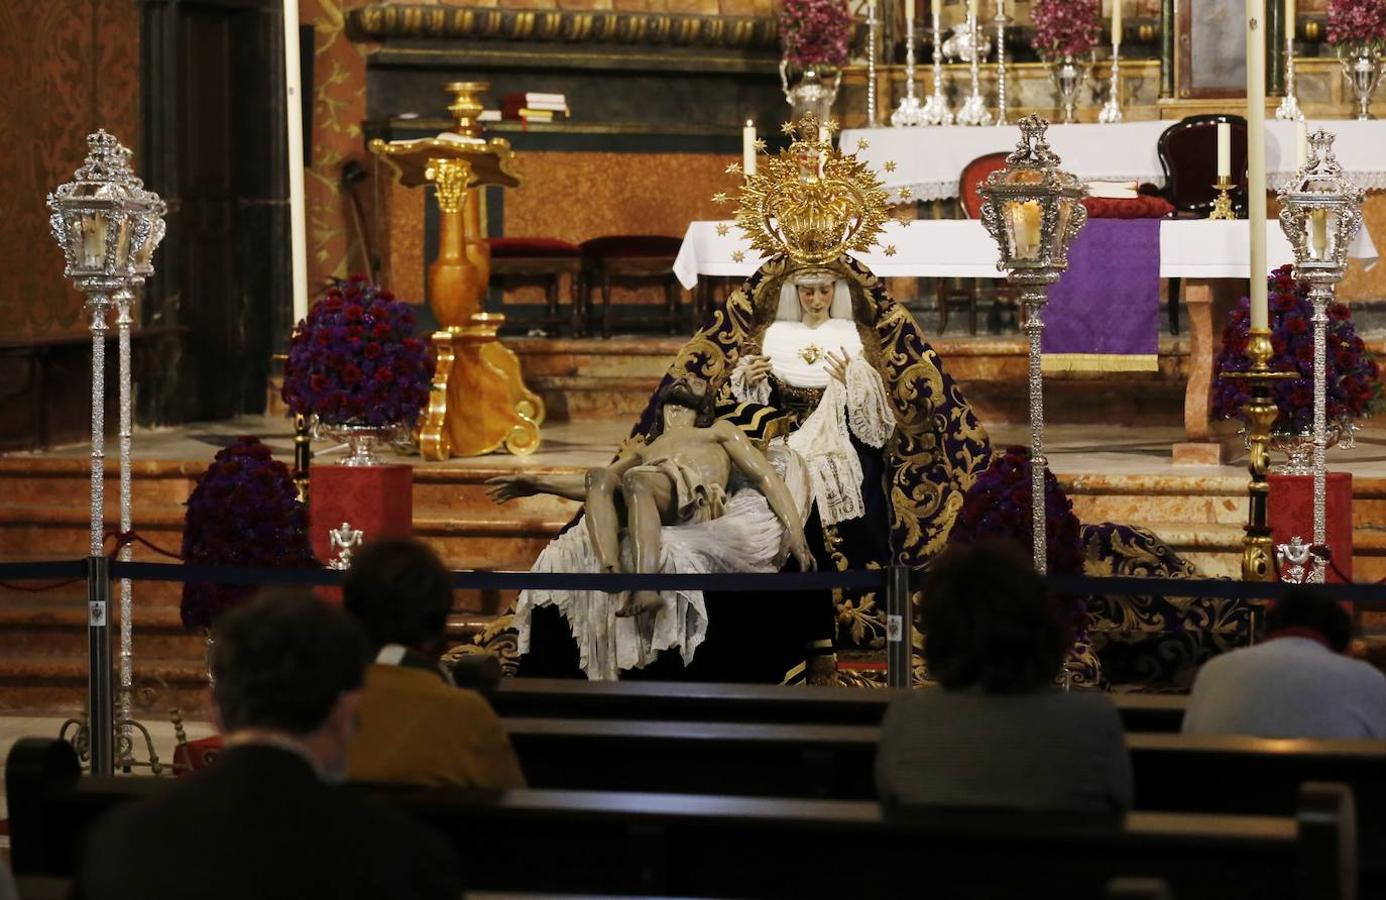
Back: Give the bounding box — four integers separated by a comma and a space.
485, 473, 587, 504
714, 422, 815, 572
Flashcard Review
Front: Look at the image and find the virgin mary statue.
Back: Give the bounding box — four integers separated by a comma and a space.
505, 116, 992, 682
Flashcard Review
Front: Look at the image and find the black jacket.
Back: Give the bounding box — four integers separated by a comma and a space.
74, 744, 459, 900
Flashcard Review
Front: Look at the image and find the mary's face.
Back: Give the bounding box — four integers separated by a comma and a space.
795, 282, 834, 317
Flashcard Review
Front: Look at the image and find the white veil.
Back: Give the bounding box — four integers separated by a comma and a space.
776, 280, 854, 322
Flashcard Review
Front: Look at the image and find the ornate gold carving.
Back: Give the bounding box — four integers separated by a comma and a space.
734, 113, 891, 269
419, 330, 456, 461
426, 158, 470, 214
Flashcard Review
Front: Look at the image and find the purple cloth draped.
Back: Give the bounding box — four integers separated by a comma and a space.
1041, 218, 1162, 371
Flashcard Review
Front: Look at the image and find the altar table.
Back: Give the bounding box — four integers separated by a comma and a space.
839, 120, 1386, 202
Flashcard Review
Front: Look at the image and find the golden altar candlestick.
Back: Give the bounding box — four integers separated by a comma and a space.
1209, 176, 1237, 221
371, 82, 543, 459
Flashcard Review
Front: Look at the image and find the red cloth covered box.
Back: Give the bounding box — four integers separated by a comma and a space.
309, 464, 414, 566
1269, 472, 1353, 583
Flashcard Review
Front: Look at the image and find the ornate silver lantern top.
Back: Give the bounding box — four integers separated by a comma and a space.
46, 130, 147, 295
1277, 130, 1364, 285
977, 116, 1088, 285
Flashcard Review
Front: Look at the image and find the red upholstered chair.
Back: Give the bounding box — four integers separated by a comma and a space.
1157, 114, 1247, 334
937, 151, 1016, 335
487, 237, 584, 335
580, 235, 685, 338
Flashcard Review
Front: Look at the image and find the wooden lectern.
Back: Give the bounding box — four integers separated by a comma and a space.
370, 82, 544, 459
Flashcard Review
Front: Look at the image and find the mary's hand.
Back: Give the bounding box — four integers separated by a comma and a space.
743, 355, 774, 387
825, 348, 851, 385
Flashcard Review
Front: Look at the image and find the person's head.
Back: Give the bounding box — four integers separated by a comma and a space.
794, 278, 836, 321
653, 375, 715, 434
1267, 586, 1354, 653
343, 538, 454, 656
921, 539, 1071, 693
210, 589, 370, 778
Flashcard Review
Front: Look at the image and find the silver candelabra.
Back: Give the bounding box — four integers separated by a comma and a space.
955, 14, 992, 126
1276, 130, 1363, 582
921, 9, 953, 125
993, 1, 1009, 125
1276, 30, 1304, 121
1099, 40, 1123, 123
892, 15, 926, 126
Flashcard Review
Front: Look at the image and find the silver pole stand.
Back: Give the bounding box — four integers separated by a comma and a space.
955, 14, 992, 126
87, 296, 115, 776
885, 565, 912, 688
1099, 41, 1124, 123
921, 10, 953, 125
1276, 33, 1304, 121
892, 16, 926, 126
1310, 284, 1329, 581
866, 0, 878, 125
113, 288, 136, 762
1024, 289, 1048, 573
993, 1, 1009, 125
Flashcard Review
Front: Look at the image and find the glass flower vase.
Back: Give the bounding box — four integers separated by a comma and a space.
780, 61, 840, 125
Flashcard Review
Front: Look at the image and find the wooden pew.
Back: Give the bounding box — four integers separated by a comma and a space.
487, 678, 1188, 733
4, 739, 1355, 900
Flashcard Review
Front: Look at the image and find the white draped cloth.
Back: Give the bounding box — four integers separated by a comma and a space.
514, 446, 812, 681
730, 311, 896, 527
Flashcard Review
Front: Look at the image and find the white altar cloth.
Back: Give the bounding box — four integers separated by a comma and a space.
838, 120, 1386, 202
673, 219, 1378, 289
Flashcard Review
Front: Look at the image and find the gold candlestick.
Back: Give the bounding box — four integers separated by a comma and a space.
1221, 328, 1297, 581
1209, 176, 1237, 220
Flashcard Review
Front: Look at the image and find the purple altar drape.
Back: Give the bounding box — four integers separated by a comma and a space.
1041, 218, 1162, 372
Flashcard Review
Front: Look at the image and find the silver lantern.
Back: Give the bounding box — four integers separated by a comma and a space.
1276, 129, 1364, 583
978, 116, 1088, 573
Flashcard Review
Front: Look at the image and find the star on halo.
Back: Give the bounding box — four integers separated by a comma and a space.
856, 138, 870, 151
731, 250, 746, 263
725, 162, 742, 175
898, 187, 914, 200
883, 160, 898, 173
824, 119, 841, 135
716, 223, 730, 236
712, 192, 729, 204
895, 216, 914, 227
753, 138, 767, 151
882, 245, 898, 257
780, 121, 797, 136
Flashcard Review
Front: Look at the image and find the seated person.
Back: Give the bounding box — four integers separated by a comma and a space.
875, 540, 1132, 813
344, 538, 526, 788
76, 590, 460, 900
1182, 586, 1386, 739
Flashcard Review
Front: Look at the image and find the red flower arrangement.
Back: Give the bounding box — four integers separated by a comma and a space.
180, 438, 319, 633
282, 276, 434, 428
1213, 264, 1383, 432
1032, 0, 1103, 59
779, 0, 853, 69
1328, 0, 1386, 46
947, 448, 1087, 631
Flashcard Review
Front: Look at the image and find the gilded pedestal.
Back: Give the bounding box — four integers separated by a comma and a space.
371, 81, 543, 459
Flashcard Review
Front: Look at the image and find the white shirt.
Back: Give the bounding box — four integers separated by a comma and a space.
1182, 636, 1386, 739
762, 319, 864, 389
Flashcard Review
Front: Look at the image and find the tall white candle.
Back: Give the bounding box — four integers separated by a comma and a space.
968, 0, 978, 21
743, 120, 756, 177
284, 0, 308, 325
905, 0, 914, 28
1111, 0, 1122, 48
1217, 122, 1231, 178
1295, 119, 1308, 168
932, 0, 942, 23
1247, 0, 1268, 332
1286, 0, 1295, 39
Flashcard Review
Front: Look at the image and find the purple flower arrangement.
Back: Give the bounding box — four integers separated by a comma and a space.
1032, 0, 1103, 59
180, 438, 319, 633
947, 448, 1087, 631
779, 0, 852, 69
1213, 264, 1382, 432
282, 276, 434, 428
1328, 0, 1386, 46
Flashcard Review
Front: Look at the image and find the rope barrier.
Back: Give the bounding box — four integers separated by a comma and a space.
3, 559, 1386, 609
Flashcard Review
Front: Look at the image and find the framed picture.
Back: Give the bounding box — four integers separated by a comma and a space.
1176, 0, 1248, 99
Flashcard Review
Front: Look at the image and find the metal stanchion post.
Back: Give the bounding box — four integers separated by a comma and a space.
885, 565, 912, 688
86, 554, 114, 775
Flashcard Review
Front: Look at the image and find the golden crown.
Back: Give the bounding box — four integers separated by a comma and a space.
716, 113, 896, 267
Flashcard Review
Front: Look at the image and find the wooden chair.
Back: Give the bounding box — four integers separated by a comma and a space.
1157, 114, 1249, 334
486, 237, 583, 335
937, 151, 1019, 335
579, 235, 684, 338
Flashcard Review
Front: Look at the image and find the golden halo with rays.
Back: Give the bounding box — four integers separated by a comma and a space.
726, 112, 892, 268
